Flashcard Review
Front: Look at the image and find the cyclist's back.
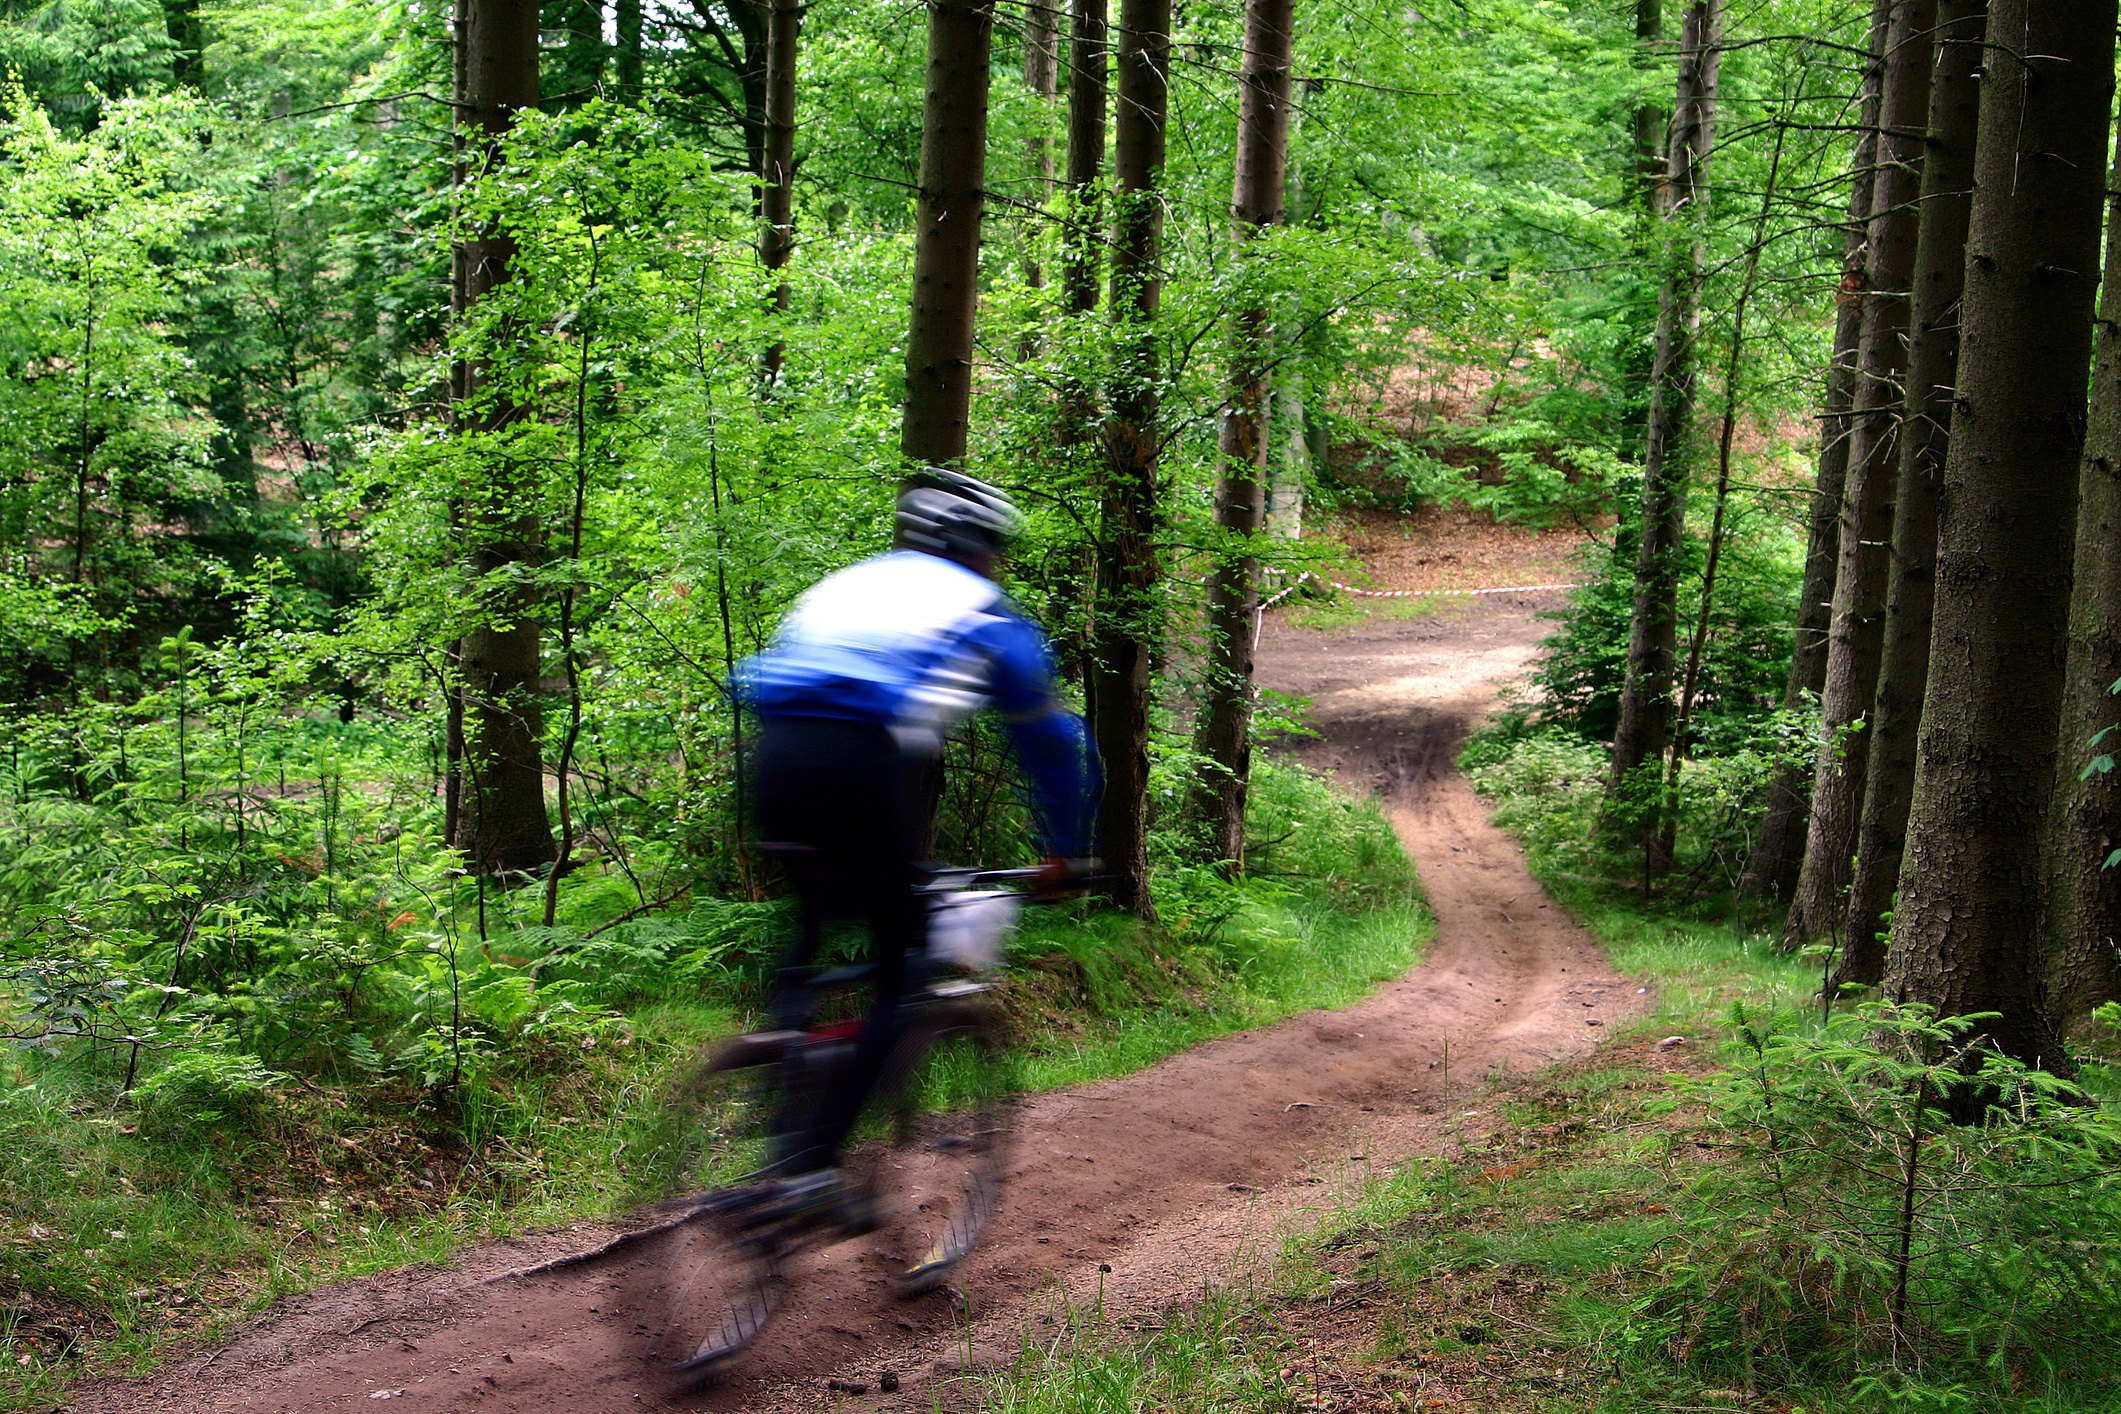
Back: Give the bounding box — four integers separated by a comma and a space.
739, 469, 1096, 1184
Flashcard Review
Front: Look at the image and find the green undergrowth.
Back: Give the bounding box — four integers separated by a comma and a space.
0, 758, 1426, 1404
981, 1019, 2121, 1414
1282, 591, 1455, 634
969, 743, 2121, 1414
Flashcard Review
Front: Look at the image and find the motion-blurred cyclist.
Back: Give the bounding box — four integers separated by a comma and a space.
734, 468, 1099, 1222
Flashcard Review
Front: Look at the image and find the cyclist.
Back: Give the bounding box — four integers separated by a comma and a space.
734, 467, 1099, 1224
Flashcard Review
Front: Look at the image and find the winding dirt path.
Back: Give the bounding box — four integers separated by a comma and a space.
77, 594, 1638, 1414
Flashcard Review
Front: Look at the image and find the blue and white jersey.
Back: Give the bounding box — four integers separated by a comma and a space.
741, 550, 1098, 856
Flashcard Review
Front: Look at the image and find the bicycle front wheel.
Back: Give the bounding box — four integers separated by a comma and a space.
860, 990, 1020, 1295
649, 1195, 788, 1390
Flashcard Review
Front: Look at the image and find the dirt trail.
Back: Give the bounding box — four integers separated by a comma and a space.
77, 594, 1638, 1414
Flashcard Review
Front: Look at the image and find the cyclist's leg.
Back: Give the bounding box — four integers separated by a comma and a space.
803, 739, 933, 1162
753, 717, 925, 1175
794, 860, 921, 1165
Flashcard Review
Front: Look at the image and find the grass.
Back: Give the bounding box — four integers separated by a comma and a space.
1006, 893, 1431, 1095
1283, 592, 1456, 633
0, 760, 1430, 1407
969, 792, 2121, 1414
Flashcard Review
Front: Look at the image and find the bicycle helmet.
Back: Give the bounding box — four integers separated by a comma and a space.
894, 467, 1023, 562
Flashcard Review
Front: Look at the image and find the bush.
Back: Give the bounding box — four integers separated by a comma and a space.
1647, 1002, 2121, 1385
131, 1047, 287, 1135
1464, 718, 1811, 897
1463, 728, 1607, 878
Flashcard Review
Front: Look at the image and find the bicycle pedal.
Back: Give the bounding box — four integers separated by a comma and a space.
707, 1029, 803, 1073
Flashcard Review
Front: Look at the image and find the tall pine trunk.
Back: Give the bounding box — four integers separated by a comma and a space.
1834, 0, 1984, 991
165, 0, 204, 87
1606, 0, 1721, 874
1050, 0, 1106, 685
614, 0, 642, 95
1783, 0, 1935, 948
2043, 111, 2121, 1039
1022, 0, 1060, 292
1090, 0, 1169, 915
1631, 0, 1663, 203
1740, 0, 1890, 902
453, 0, 557, 877
901, 0, 995, 465
1188, 0, 1294, 870
759, 0, 800, 384
1881, 0, 2115, 1079
1059, 0, 1106, 323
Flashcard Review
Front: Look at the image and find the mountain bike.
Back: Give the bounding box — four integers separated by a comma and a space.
644, 862, 1048, 1390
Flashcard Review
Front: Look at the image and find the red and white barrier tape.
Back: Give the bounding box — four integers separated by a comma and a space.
1259, 571, 1577, 610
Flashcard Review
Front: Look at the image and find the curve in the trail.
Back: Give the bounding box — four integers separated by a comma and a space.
73, 595, 1638, 1414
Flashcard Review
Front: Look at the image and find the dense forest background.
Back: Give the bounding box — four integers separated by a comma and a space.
6, 0, 2121, 1406
0, 0, 1857, 992
0, 0, 1873, 1087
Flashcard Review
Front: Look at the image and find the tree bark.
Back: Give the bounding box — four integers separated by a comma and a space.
900, 0, 996, 465
164, 0, 204, 88
2043, 110, 2121, 1039
1631, 0, 1663, 205
759, 0, 800, 383
1834, 0, 1984, 992
1060, 0, 1107, 321
1606, 0, 1721, 874
1090, 0, 1170, 916
1187, 0, 1294, 871
615, 0, 643, 95
1783, 0, 1935, 949
1881, 0, 2114, 1079
453, 0, 558, 877
1049, 0, 1107, 686
1739, 0, 1890, 902
1268, 370, 1306, 537
718, 0, 772, 196
1023, 0, 1060, 292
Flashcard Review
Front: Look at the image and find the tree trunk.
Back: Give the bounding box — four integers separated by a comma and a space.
1187, 0, 1294, 871
759, 0, 800, 383
164, 0, 204, 87
1616, 0, 1664, 459
1090, 0, 1170, 916
1606, 0, 1721, 874
547, 0, 607, 101
615, 0, 643, 95
1783, 0, 1935, 949
1268, 370, 1306, 538
2043, 110, 2121, 1039
1881, 0, 2114, 1080
454, 0, 558, 877
1631, 0, 1663, 204
1060, 0, 1107, 321
1660, 125, 1789, 869
1023, 0, 1060, 292
729, 1, 772, 196
1050, 0, 1107, 686
1834, 0, 1984, 992
900, 0, 996, 465
1739, 0, 1891, 902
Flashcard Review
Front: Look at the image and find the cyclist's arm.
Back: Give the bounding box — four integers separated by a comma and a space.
969, 613, 1100, 858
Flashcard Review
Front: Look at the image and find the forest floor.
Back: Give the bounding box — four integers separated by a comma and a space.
67, 537, 1623, 1414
